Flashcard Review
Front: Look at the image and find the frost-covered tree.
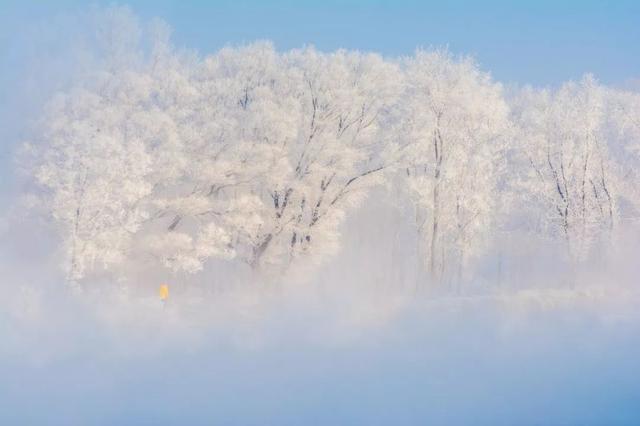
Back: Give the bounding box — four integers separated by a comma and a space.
33, 74, 154, 283
512, 75, 626, 261
392, 50, 509, 285
609, 89, 640, 178
192, 44, 400, 272
30, 9, 157, 284
601, 88, 640, 229
129, 34, 249, 274
30, 12, 239, 283
243, 47, 399, 271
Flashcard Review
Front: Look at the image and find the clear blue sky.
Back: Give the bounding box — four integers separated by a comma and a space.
2, 0, 639, 86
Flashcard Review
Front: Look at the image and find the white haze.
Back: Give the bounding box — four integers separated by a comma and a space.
1, 6, 640, 426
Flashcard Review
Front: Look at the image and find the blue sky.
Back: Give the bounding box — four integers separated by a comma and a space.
2, 0, 639, 86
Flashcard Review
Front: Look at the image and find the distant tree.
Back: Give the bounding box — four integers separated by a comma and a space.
31, 13, 240, 283
392, 49, 510, 286
246, 47, 400, 271
512, 75, 626, 261
33, 76, 154, 283
605, 88, 640, 228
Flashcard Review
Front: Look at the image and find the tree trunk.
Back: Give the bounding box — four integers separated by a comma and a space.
429, 126, 444, 282
429, 186, 440, 279
250, 234, 273, 271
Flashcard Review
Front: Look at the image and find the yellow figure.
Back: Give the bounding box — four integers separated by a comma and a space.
159, 284, 169, 301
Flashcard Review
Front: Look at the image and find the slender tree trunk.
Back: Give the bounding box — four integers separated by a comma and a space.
429, 186, 440, 278
429, 126, 444, 283
579, 136, 590, 259
250, 234, 273, 271
67, 206, 82, 287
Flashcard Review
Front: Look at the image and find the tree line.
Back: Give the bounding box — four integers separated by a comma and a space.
26, 27, 640, 289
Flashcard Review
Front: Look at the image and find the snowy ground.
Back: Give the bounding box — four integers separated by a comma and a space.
1, 276, 639, 425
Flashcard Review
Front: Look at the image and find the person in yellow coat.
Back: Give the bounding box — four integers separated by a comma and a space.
159, 284, 169, 307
